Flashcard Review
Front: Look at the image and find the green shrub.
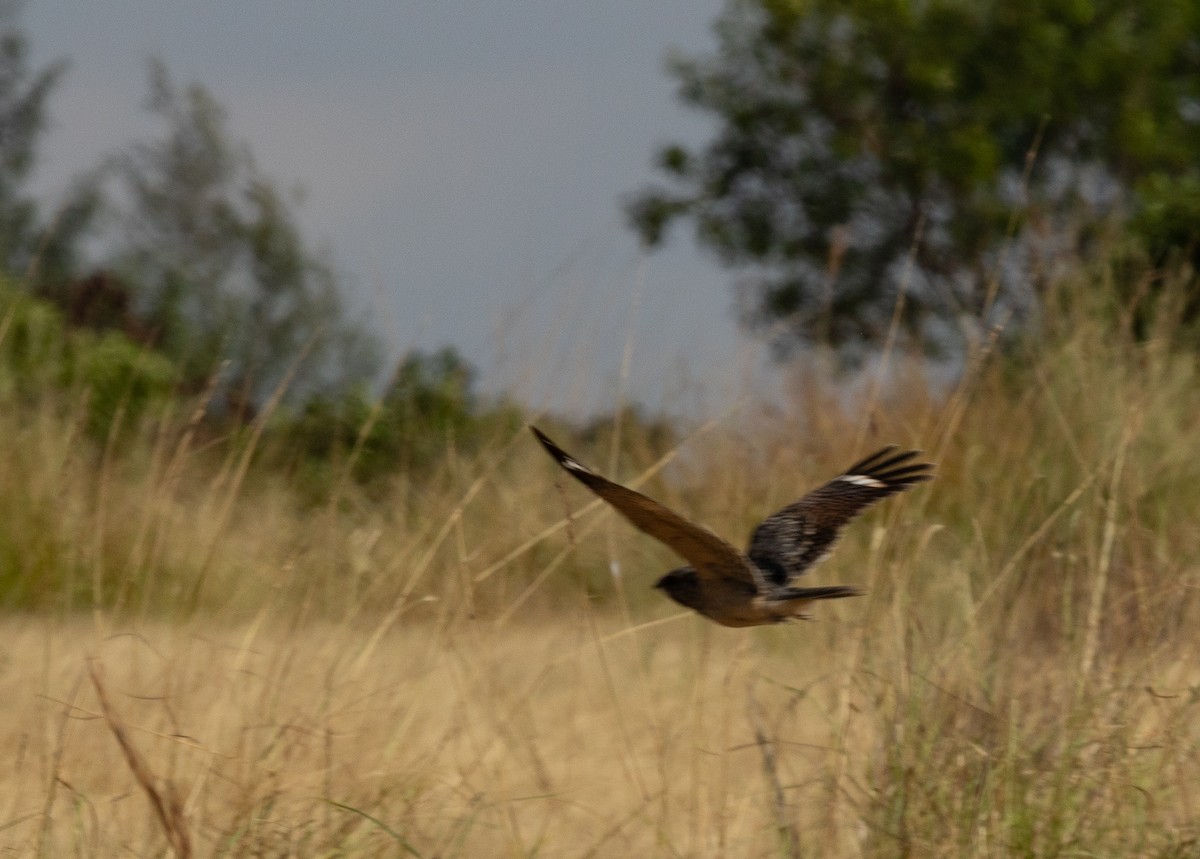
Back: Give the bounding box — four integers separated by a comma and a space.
1, 282, 177, 441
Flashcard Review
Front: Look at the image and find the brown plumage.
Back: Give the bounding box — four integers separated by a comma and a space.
531, 426, 933, 627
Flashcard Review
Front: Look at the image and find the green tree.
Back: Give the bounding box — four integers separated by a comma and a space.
0, 2, 95, 287
628, 0, 1200, 358
279, 347, 521, 493
100, 59, 378, 403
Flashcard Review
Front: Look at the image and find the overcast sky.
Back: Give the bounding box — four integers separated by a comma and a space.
23, 2, 778, 418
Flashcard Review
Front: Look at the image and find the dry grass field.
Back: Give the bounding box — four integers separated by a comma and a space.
2, 277, 1200, 856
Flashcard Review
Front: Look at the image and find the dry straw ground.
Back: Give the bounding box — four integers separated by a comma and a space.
2, 275, 1200, 856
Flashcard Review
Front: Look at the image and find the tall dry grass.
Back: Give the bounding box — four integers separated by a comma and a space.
1, 269, 1199, 856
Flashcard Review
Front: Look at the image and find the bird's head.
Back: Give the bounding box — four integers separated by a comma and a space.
654, 566, 703, 610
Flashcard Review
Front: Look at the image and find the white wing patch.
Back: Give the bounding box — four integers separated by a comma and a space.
839, 474, 887, 488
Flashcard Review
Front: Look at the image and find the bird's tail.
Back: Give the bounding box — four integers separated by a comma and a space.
776, 584, 862, 601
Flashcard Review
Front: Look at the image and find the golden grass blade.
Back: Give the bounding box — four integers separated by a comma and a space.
88, 661, 191, 858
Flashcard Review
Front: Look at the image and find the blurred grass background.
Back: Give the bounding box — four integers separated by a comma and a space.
2, 259, 1198, 856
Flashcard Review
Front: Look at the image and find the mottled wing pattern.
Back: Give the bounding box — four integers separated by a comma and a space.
747, 447, 933, 586
531, 427, 763, 589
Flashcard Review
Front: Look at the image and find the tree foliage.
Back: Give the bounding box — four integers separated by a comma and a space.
629, 0, 1200, 358
279, 347, 522, 494
99, 60, 378, 403
0, 11, 526, 494
0, 2, 96, 288
0, 1, 59, 273
0, 280, 175, 439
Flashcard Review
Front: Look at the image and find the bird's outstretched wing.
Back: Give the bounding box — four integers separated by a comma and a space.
531, 427, 763, 589
747, 446, 933, 586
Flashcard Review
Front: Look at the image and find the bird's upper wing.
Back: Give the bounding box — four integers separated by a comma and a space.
531, 427, 763, 589
746, 446, 933, 586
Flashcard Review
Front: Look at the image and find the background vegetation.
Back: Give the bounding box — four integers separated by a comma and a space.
1, 1, 1199, 856
628, 0, 1200, 359
3, 260, 1199, 855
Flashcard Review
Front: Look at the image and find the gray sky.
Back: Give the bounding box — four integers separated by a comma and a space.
25, 1, 774, 417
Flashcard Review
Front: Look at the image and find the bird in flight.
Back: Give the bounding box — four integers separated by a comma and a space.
531, 426, 933, 627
